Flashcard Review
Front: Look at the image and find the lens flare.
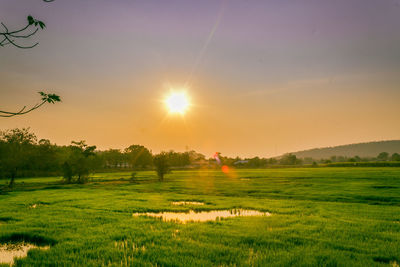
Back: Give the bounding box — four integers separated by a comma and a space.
221, 165, 229, 173
213, 152, 221, 164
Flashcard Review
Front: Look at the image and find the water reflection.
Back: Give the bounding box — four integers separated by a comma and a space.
171, 201, 204, 206
132, 209, 270, 223
0, 243, 49, 265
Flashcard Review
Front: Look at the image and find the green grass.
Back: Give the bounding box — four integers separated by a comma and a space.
0, 168, 399, 266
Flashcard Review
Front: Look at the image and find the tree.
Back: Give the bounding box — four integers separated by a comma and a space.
153, 152, 170, 181
187, 150, 206, 167
377, 152, 389, 161
62, 161, 74, 184
303, 157, 314, 164
0, 128, 37, 187
268, 158, 278, 165
1, 1, 61, 117
246, 156, 268, 168
124, 145, 153, 169
101, 149, 126, 169
312, 161, 318, 167
33, 138, 60, 174
63, 141, 97, 184
279, 153, 299, 165
165, 150, 191, 167
391, 153, 400, 161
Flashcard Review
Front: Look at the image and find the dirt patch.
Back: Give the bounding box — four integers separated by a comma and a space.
0, 242, 49, 265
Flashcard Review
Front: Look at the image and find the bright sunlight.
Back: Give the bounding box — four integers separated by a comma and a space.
165, 91, 190, 114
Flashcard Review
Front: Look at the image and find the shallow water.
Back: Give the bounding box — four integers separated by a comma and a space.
0, 243, 49, 265
171, 201, 204, 206
132, 209, 270, 223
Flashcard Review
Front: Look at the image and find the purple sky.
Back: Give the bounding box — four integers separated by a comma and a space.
1, 0, 400, 157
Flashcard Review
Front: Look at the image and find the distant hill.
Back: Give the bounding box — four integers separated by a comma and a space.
290, 140, 400, 159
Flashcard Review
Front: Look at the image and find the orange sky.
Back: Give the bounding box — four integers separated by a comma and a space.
1, 0, 400, 157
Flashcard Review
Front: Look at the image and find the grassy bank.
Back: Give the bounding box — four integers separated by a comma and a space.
0, 168, 399, 266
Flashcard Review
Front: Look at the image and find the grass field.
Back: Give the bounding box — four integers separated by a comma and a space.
1, 167, 399, 266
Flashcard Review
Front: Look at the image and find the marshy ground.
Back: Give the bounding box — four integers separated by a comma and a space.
0, 167, 399, 266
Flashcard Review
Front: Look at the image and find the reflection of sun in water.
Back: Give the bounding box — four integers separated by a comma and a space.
165, 91, 190, 114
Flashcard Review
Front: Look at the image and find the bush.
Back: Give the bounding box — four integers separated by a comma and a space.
129, 172, 137, 183
326, 162, 400, 167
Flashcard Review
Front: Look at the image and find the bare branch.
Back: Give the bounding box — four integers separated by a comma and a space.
2, 34, 39, 49
0, 37, 9, 46
9, 28, 39, 39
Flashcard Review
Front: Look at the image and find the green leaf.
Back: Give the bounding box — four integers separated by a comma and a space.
27, 15, 34, 25
38, 21, 46, 29
38, 92, 61, 104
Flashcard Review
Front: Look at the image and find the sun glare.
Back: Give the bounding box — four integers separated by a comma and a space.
165, 91, 190, 114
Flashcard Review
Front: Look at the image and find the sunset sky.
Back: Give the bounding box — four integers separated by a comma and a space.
1, 0, 399, 157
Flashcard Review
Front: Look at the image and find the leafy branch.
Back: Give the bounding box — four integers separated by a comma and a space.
0, 0, 55, 48
0, 15, 47, 49
0, 92, 61, 117
0, 0, 61, 118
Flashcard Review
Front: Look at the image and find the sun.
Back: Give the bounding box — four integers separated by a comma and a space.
165, 91, 190, 114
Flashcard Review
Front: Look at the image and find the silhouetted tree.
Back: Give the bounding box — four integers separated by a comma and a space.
100, 149, 126, 169
165, 150, 191, 167
303, 157, 314, 164
153, 152, 170, 181
245, 156, 268, 168
268, 158, 278, 165
63, 141, 97, 184
62, 162, 73, 184
377, 152, 389, 161
279, 154, 299, 165
124, 145, 153, 169
312, 161, 318, 167
0, 128, 37, 187
33, 139, 60, 174
391, 153, 400, 161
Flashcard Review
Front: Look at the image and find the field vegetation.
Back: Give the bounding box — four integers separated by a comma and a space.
0, 167, 399, 266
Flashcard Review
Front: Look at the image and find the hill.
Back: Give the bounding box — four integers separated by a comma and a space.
291, 140, 400, 159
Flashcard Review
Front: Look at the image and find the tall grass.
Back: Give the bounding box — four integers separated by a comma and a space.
0, 168, 399, 266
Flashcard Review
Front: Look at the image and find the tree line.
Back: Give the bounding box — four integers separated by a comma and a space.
1, 128, 400, 187
0, 128, 195, 186
302, 152, 400, 165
